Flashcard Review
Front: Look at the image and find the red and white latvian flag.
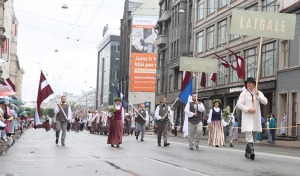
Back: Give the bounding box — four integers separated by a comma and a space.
181, 71, 192, 90
1, 78, 16, 92
35, 71, 54, 126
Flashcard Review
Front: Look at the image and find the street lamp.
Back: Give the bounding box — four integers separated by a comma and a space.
62, 4, 68, 9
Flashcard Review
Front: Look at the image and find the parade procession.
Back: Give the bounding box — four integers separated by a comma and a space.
1, 0, 300, 175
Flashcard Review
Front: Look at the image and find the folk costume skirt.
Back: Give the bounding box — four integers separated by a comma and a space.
107, 119, 123, 145
208, 120, 224, 147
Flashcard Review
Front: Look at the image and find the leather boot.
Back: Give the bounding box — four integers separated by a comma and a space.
248, 143, 255, 160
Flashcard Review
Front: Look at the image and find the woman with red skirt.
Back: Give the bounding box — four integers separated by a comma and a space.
107, 98, 124, 147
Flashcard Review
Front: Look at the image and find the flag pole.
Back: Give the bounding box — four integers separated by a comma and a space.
254, 37, 263, 109
161, 97, 179, 121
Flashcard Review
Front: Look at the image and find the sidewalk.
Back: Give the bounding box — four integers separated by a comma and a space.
145, 131, 300, 149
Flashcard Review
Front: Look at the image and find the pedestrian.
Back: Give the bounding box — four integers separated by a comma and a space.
136, 104, 149, 141
74, 114, 80, 132
107, 97, 124, 147
154, 97, 174, 147
202, 115, 208, 136
207, 99, 224, 147
280, 112, 287, 136
54, 96, 72, 146
130, 112, 136, 135
183, 92, 205, 150
222, 106, 235, 147
269, 114, 276, 144
266, 115, 271, 143
124, 111, 131, 135
233, 118, 239, 141
236, 77, 268, 160
256, 115, 265, 142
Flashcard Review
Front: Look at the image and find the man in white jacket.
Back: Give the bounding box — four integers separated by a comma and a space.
54, 96, 72, 146
237, 77, 268, 160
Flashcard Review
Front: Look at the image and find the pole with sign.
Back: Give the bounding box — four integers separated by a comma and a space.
230, 9, 296, 108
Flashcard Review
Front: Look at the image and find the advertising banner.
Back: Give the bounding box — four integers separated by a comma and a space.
130, 15, 158, 92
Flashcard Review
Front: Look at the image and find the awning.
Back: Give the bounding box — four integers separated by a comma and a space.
157, 10, 172, 23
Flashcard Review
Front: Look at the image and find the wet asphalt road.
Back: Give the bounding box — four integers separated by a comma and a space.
0, 128, 300, 176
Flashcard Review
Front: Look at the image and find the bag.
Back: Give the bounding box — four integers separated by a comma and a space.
0, 120, 6, 130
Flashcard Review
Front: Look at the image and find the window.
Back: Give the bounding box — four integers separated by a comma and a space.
262, 0, 277, 12
218, 19, 227, 45
230, 16, 239, 40
246, 3, 258, 11
219, 0, 227, 8
282, 40, 289, 68
157, 79, 160, 94
171, 43, 174, 58
176, 39, 179, 56
196, 31, 203, 53
169, 75, 174, 91
158, 51, 165, 67
206, 25, 214, 49
244, 47, 257, 78
217, 61, 226, 85
229, 54, 239, 83
197, 0, 205, 20
207, 0, 215, 15
161, 75, 165, 93
174, 68, 179, 90
261, 42, 276, 77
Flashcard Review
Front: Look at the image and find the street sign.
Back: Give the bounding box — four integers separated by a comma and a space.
179, 57, 218, 73
231, 9, 296, 40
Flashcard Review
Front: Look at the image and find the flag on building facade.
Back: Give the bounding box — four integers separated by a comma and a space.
1, 78, 16, 92
225, 47, 245, 80
211, 73, 217, 82
179, 77, 193, 104
35, 71, 54, 126
112, 83, 128, 108
200, 72, 206, 87
181, 71, 192, 90
212, 52, 236, 70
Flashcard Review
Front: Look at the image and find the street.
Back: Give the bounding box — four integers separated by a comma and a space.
1, 129, 300, 176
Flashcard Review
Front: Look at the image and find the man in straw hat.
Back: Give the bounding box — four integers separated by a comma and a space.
236, 77, 268, 160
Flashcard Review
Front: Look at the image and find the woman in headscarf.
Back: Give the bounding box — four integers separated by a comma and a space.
107, 98, 124, 147
207, 99, 224, 147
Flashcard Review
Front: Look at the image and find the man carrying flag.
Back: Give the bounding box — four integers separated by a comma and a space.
35, 71, 54, 127
54, 95, 72, 146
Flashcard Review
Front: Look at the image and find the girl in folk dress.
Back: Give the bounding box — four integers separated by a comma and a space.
207, 99, 224, 147
107, 98, 124, 147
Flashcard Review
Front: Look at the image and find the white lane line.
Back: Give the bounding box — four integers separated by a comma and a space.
143, 157, 210, 176
69, 134, 134, 155
145, 137, 300, 161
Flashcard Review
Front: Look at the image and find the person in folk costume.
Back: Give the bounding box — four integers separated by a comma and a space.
222, 105, 235, 147
74, 113, 80, 132
136, 104, 149, 141
154, 97, 174, 147
90, 111, 98, 134
207, 99, 225, 147
183, 92, 205, 150
98, 111, 104, 135
237, 77, 268, 160
87, 111, 92, 131
102, 110, 108, 135
124, 111, 132, 135
130, 111, 136, 135
79, 115, 86, 131
107, 97, 124, 147
280, 112, 287, 136
95, 111, 101, 134
54, 96, 72, 146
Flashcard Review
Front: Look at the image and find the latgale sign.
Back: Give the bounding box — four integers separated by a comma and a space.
179, 57, 218, 73
231, 9, 296, 40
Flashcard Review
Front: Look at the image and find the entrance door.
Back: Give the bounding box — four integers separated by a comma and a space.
291, 93, 298, 137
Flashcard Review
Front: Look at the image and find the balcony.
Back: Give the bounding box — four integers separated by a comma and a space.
156, 35, 167, 47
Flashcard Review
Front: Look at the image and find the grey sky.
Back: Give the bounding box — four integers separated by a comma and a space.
13, 0, 124, 102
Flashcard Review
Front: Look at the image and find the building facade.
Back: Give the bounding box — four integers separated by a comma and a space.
96, 35, 120, 109
277, 1, 300, 138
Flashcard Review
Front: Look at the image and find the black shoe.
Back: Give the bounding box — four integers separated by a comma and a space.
62, 143, 65, 146
141, 139, 144, 142
230, 143, 234, 147
55, 138, 58, 144
216, 145, 219, 148
190, 147, 193, 150
136, 136, 138, 140
158, 143, 161, 146
195, 145, 199, 149
111, 144, 114, 147
164, 143, 170, 147
117, 145, 120, 147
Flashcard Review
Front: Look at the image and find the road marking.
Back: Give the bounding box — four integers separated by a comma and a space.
143, 157, 210, 176
69, 134, 134, 155
145, 137, 300, 161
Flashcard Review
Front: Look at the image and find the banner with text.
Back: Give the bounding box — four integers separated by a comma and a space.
130, 15, 158, 92
231, 9, 296, 40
